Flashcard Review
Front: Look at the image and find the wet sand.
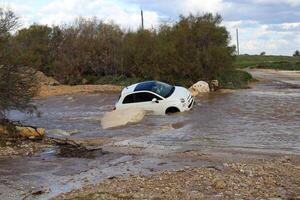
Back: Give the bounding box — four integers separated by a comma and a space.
38, 84, 123, 98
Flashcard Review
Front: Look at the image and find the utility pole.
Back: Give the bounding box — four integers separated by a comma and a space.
141, 10, 144, 30
236, 28, 240, 55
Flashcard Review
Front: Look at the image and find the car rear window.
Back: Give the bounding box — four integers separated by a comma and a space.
123, 94, 134, 104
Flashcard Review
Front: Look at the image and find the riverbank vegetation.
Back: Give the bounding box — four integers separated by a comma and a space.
0, 9, 38, 123
235, 55, 300, 70
0, 7, 253, 90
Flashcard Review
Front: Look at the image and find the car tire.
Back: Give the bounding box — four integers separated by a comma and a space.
165, 107, 180, 115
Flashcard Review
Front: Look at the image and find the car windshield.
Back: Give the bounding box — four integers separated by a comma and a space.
134, 81, 175, 98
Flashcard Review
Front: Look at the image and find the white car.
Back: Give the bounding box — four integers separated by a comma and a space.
115, 81, 194, 115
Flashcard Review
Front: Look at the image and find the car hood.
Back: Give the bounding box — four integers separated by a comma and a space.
167, 86, 191, 101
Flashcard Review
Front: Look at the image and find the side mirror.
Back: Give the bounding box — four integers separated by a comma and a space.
152, 98, 159, 103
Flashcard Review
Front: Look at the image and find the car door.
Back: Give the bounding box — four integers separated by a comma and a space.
134, 92, 165, 114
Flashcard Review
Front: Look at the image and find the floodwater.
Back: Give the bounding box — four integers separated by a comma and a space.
1, 69, 300, 199
9, 69, 300, 154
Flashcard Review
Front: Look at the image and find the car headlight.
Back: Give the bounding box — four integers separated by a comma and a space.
180, 98, 185, 103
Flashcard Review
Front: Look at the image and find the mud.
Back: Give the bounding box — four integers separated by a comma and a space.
1, 69, 300, 199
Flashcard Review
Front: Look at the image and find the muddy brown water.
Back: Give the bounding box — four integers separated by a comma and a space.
2, 69, 300, 199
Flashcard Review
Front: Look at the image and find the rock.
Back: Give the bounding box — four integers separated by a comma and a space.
189, 81, 210, 97
5, 141, 11, 146
16, 126, 45, 138
209, 80, 219, 91
101, 108, 147, 129
213, 179, 226, 189
47, 129, 80, 136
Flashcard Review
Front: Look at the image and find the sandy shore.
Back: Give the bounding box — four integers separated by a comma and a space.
37, 84, 124, 98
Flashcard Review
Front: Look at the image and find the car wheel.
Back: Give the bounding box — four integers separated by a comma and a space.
165, 107, 180, 115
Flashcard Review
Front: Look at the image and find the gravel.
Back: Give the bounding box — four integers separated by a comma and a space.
55, 156, 300, 200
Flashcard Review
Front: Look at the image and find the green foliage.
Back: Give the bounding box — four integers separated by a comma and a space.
122, 14, 235, 85
5, 13, 235, 86
12, 25, 54, 73
235, 55, 300, 70
255, 61, 300, 70
217, 70, 253, 89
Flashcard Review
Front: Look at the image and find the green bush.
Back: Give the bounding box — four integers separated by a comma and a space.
217, 70, 253, 89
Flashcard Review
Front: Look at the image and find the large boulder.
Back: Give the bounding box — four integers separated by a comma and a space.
189, 81, 210, 96
101, 108, 146, 129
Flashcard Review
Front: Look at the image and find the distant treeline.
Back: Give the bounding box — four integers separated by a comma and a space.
1, 12, 235, 86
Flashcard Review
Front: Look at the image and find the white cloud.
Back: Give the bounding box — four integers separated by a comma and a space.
178, 0, 224, 14
10, 0, 160, 29
252, 0, 300, 6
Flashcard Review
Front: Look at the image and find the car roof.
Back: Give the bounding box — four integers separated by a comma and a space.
121, 81, 157, 95
134, 81, 157, 92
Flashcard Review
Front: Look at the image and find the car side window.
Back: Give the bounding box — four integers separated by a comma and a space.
135, 92, 162, 103
122, 94, 135, 104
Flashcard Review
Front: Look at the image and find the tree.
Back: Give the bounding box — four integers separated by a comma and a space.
260, 52, 266, 56
0, 8, 19, 36
293, 50, 300, 57
0, 8, 38, 121
13, 25, 54, 74
0, 8, 19, 63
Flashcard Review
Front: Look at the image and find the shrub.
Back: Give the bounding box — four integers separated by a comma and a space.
217, 70, 253, 89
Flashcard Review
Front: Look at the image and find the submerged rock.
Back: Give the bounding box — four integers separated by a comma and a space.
101, 108, 146, 129
47, 129, 80, 136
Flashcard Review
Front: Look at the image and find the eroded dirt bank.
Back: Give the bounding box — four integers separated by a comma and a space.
38, 84, 123, 98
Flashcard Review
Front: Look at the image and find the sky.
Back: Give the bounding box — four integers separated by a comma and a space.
2, 0, 300, 55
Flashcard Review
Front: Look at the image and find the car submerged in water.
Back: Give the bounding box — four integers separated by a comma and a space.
114, 80, 194, 115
